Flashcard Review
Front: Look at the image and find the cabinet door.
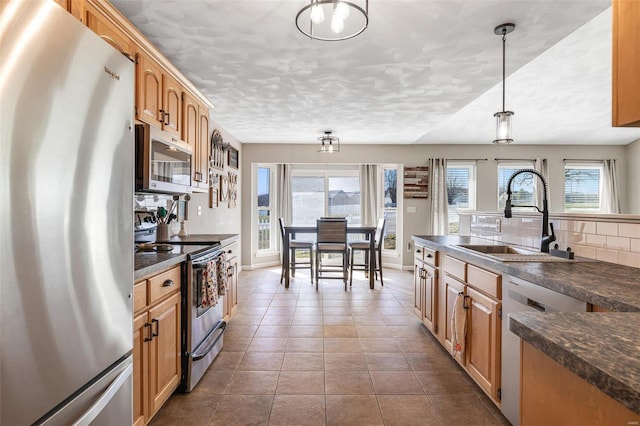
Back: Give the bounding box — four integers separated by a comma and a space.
197, 104, 210, 187
162, 74, 183, 137
182, 91, 199, 151
413, 261, 423, 318
136, 52, 163, 128
443, 275, 466, 365
148, 292, 181, 415
466, 287, 501, 401
612, 0, 640, 127
133, 313, 149, 426
85, 3, 134, 59
422, 263, 437, 333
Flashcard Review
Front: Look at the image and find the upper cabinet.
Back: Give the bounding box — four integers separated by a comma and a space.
182, 91, 211, 190
612, 0, 640, 127
85, 2, 134, 60
136, 51, 184, 138
197, 104, 210, 189
53, 0, 85, 22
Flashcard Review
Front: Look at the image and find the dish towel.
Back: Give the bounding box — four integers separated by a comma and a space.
200, 260, 219, 308
451, 292, 467, 357
217, 252, 229, 296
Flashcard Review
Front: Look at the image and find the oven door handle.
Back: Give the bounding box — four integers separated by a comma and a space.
191, 321, 227, 361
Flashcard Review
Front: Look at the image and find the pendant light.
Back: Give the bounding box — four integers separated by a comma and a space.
318, 131, 340, 153
296, 0, 368, 41
493, 23, 516, 144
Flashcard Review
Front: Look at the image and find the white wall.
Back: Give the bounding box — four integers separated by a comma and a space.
626, 138, 640, 213
240, 143, 630, 268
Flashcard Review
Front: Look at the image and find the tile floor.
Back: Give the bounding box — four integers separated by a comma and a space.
151, 267, 510, 426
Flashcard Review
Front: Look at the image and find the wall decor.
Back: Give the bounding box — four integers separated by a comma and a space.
228, 147, 239, 169
210, 129, 225, 170
219, 173, 229, 202
209, 173, 220, 208
227, 171, 238, 208
403, 166, 429, 198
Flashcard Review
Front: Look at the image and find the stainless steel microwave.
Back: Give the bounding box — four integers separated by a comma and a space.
135, 124, 192, 194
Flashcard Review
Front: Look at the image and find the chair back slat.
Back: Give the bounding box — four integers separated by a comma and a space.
317, 219, 347, 243
278, 217, 286, 241
374, 218, 386, 246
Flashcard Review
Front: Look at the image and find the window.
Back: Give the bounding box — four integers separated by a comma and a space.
382, 168, 397, 250
564, 163, 603, 212
446, 162, 476, 234
291, 170, 360, 225
256, 166, 275, 252
497, 161, 536, 211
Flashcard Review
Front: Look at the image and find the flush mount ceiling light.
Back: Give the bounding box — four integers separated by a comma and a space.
493, 23, 516, 145
296, 0, 369, 41
318, 131, 340, 153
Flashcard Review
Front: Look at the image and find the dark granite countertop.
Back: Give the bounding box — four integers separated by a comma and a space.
134, 244, 210, 280
510, 312, 640, 415
156, 233, 238, 247
412, 235, 640, 312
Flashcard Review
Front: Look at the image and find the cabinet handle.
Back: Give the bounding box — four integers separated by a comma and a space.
144, 323, 153, 342
162, 279, 174, 287
152, 318, 159, 338
164, 112, 170, 125
425, 253, 432, 258
159, 109, 165, 122
463, 295, 470, 310
416, 249, 422, 254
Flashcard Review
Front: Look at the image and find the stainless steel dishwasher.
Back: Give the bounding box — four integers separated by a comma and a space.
501, 274, 587, 426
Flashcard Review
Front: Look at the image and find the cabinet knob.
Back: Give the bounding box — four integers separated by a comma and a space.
426, 253, 432, 258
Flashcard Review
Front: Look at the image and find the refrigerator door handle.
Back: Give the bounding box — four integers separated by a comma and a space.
71, 363, 133, 426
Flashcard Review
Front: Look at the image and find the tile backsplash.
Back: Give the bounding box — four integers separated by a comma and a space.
461, 212, 640, 268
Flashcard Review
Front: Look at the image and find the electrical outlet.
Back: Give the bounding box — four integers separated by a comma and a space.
496, 219, 502, 232
407, 242, 412, 252
197, 205, 202, 216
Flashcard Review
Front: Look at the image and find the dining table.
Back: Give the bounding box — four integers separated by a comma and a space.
282, 224, 377, 289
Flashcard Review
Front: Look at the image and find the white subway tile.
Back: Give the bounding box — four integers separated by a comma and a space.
605, 236, 631, 251
631, 239, 640, 253
596, 222, 618, 236
586, 234, 607, 247
574, 244, 597, 260
619, 251, 640, 269
596, 247, 619, 264
569, 221, 597, 234
619, 223, 640, 239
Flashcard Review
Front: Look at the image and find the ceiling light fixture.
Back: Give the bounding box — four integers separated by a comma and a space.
296, 0, 368, 41
493, 23, 516, 145
318, 131, 340, 153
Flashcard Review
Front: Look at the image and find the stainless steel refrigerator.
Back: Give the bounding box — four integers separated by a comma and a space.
1, 2, 134, 424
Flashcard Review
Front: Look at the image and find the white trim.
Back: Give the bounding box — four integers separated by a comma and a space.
242, 260, 281, 271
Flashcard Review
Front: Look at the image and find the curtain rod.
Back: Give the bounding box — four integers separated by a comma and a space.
494, 158, 536, 162
447, 158, 488, 162
563, 159, 607, 163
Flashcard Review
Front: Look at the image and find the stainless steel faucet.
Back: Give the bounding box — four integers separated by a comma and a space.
504, 169, 556, 253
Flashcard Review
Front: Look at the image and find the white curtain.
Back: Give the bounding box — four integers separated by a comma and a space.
602, 159, 621, 214
276, 164, 292, 223
428, 158, 448, 235
360, 164, 378, 226
534, 158, 549, 208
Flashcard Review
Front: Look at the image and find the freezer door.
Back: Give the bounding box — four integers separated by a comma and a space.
0, 2, 134, 425
41, 356, 133, 426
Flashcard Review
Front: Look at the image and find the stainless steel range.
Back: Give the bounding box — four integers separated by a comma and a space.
180, 244, 227, 392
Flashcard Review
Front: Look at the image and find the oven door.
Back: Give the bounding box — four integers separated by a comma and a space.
190, 259, 225, 349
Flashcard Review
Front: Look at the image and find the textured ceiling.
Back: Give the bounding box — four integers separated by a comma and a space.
111, 0, 640, 145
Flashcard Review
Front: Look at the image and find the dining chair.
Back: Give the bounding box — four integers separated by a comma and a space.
279, 218, 314, 284
315, 218, 349, 290
348, 218, 386, 287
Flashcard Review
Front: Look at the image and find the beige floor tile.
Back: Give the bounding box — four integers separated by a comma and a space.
356, 325, 391, 337
364, 353, 410, 370
266, 306, 296, 315
282, 352, 325, 370
322, 307, 352, 316
388, 324, 429, 337
276, 370, 325, 394
404, 352, 459, 371
150, 392, 218, 425
323, 315, 355, 325
326, 395, 384, 426
292, 315, 323, 325
360, 337, 401, 353
237, 352, 284, 371
211, 351, 244, 370
288, 325, 323, 337
235, 306, 269, 316
377, 395, 443, 426
223, 324, 258, 338
230, 315, 263, 326
226, 371, 279, 395
325, 370, 374, 395
296, 299, 322, 306
323, 325, 358, 338
324, 352, 368, 371
286, 337, 324, 352
268, 395, 326, 426
261, 315, 293, 325
352, 315, 386, 326
254, 325, 291, 337
396, 337, 440, 353
247, 337, 288, 352
428, 394, 503, 425
414, 370, 477, 395
209, 395, 273, 426
294, 306, 323, 316
323, 338, 362, 352
370, 371, 423, 394
190, 370, 234, 395
383, 315, 419, 326
221, 337, 251, 352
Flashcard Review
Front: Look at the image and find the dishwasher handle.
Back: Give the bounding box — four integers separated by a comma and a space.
526, 298, 547, 312
508, 288, 548, 312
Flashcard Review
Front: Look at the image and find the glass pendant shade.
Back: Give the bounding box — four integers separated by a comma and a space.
493, 110, 514, 144
296, 0, 368, 41
331, 13, 345, 34
310, 2, 324, 23
318, 131, 340, 153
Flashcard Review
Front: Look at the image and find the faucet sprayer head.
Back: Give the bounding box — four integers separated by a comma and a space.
504, 196, 512, 218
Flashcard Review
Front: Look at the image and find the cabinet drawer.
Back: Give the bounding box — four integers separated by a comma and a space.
422, 247, 438, 267
443, 255, 466, 282
149, 266, 181, 304
467, 265, 501, 299
134, 280, 148, 313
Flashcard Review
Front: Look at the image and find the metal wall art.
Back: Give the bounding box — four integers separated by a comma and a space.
209, 172, 220, 208
210, 129, 227, 170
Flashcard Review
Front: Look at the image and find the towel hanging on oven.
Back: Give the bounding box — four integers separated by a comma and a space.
217, 252, 229, 296
200, 260, 219, 308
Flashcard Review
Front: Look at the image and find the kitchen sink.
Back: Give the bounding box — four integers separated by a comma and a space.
456, 244, 581, 262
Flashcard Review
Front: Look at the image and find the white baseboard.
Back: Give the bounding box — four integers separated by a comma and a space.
242, 260, 281, 271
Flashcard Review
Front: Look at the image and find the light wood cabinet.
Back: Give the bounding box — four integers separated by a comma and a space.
53, 0, 85, 22
133, 265, 182, 425
182, 92, 211, 190
443, 274, 466, 365
85, 2, 134, 59
413, 245, 438, 335
136, 51, 183, 138
612, 0, 640, 127
224, 244, 239, 319
466, 287, 501, 401
197, 103, 210, 188
521, 341, 639, 425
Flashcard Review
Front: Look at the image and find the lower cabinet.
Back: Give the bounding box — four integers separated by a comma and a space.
133, 266, 182, 426
413, 245, 439, 336
442, 274, 466, 365
224, 244, 239, 320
